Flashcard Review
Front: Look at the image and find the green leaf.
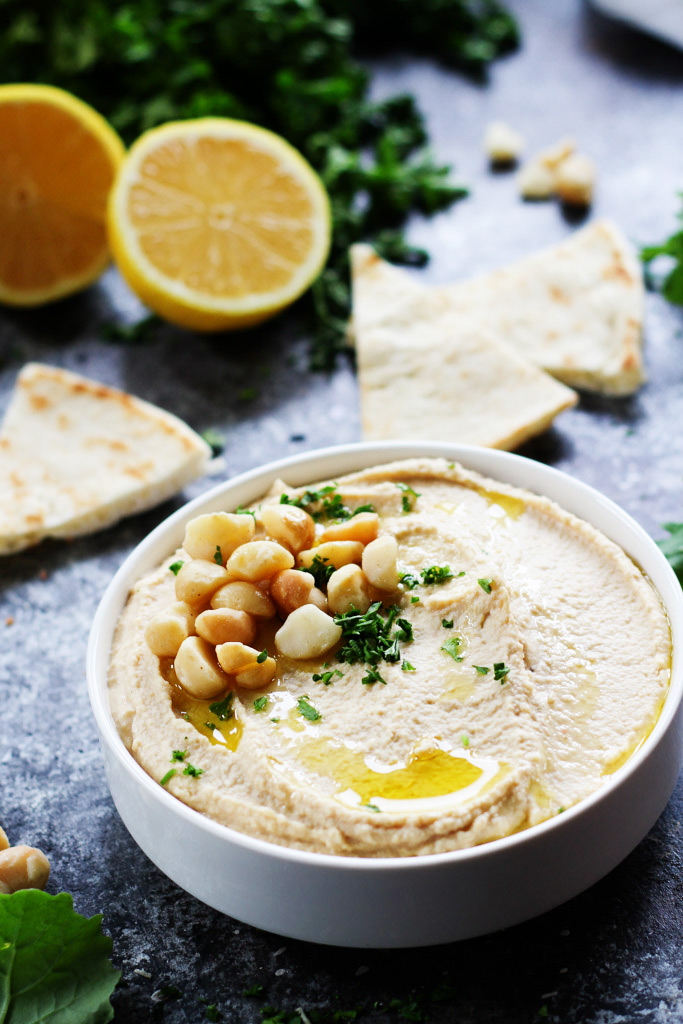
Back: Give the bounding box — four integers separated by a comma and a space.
297, 696, 321, 721
441, 637, 463, 662
658, 523, 683, 584
0, 890, 119, 1024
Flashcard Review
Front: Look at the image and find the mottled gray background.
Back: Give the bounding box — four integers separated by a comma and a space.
2, 0, 683, 1021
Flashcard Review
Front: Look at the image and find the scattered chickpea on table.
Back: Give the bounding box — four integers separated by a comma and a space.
0, 825, 50, 894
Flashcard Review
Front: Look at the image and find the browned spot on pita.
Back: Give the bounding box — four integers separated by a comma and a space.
57, 414, 70, 430
26, 514, 44, 525
29, 394, 50, 411
124, 462, 155, 479
549, 286, 569, 304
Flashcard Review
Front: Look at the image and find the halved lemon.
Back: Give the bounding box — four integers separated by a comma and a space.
107, 118, 332, 331
0, 84, 125, 306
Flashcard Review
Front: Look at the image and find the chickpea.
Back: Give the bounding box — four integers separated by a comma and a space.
555, 153, 595, 206
145, 601, 196, 657
215, 641, 260, 674
175, 559, 230, 606
174, 636, 229, 699
484, 120, 524, 163
227, 540, 294, 581
195, 608, 256, 646
183, 512, 255, 563
235, 657, 277, 690
0, 845, 50, 894
211, 581, 276, 619
362, 535, 399, 591
260, 504, 315, 554
327, 564, 373, 615
270, 569, 314, 616
298, 541, 363, 572
318, 512, 379, 546
308, 587, 329, 613
275, 604, 342, 659
518, 160, 555, 200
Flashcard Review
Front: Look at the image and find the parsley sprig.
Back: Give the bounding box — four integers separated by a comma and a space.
642, 198, 683, 307
658, 523, 683, 584
281, 485, 375, 523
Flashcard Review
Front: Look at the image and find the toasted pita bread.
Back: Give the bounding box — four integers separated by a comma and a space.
351, 219, 645, 395
351, 265, 577, 449
0, 363, 211, 554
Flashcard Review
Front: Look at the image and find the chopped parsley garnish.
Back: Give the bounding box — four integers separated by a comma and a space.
253, 696, 268, 712
395, 618, 414, 642
208, 693, 234, 721
160, 768, 176, 787
335, 601, 412, 671
478, 577, 493, 593
256, 649, 268, 663
297, 695, 322, 721
421, 565, 454, 585
183, 763, 204, 777
301, 554, 335, 588
214, 545, 223, 565
396, 482, 421, 513
361, 667, 387, 685
441, 636, 464, 662
411, 595, 420, 603
461, 734, 470, 748
402, 660, 416, 671
493, 662, 510, 682
235, 505, 256, 519
441, 618, 454, 629
473, 665, 490, 675
281, 483, 362, 523
313, 669, 344, 685
270, 717, 280, 723
364, 803, 381, 812
169, 560, 184, 575
171, 749, 187, 762
399, 570, 420, 590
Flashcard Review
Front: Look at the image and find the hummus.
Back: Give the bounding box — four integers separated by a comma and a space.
108, 458, 671, 857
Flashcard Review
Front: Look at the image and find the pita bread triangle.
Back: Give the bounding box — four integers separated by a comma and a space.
0, 363, 211, 555
351, 219, 645, 396
351, 246, 577, 450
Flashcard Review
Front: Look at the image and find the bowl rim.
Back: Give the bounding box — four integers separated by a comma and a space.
87, 440, 683, 873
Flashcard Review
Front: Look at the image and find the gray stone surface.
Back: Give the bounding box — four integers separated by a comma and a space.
1, 0, 683, 1020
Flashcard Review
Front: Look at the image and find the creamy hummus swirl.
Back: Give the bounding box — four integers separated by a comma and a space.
108, 458, 671, 856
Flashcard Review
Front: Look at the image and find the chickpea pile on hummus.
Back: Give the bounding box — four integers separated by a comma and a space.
109, 458, 671, 857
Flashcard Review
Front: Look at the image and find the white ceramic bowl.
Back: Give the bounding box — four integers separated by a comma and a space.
87, 442, 683, 948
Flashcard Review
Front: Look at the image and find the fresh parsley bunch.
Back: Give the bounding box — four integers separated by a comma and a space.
0, 0, 518, 367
